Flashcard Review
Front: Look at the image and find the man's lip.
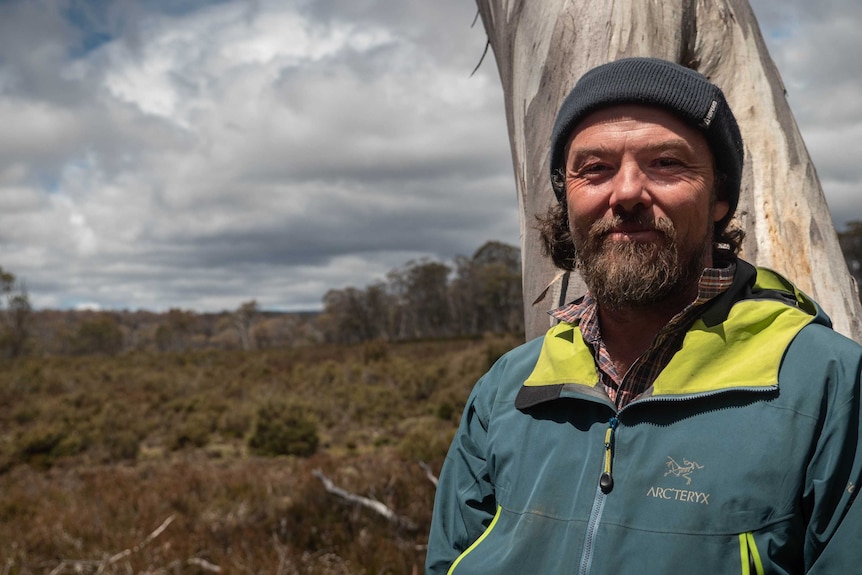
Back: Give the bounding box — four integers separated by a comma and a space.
609, 222, 653, 233
604, 227, 662, 241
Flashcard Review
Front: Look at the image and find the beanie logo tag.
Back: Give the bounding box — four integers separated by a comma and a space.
702, 100, 718, 128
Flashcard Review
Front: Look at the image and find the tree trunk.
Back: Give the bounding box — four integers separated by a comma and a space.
475, 0, 862, 342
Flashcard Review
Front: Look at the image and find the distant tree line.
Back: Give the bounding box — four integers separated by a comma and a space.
3, 306, 322, 358
0, 268, 323, 357
839, 221, 862, 288
0, 241, 522, 358
317, 241, 524, 344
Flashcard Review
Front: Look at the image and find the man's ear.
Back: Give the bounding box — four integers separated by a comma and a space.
712, 198, 730, 223
712, 183, 730, 223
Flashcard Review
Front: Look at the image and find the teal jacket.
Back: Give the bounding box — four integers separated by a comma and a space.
426, 261, 862, 574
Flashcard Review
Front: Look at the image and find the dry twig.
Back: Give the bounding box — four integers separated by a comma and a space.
312, 469, 419, 532
187, 557, 222, 572
418, 461, 438, 487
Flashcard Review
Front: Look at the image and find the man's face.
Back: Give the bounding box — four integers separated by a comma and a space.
564, 104, 729, 309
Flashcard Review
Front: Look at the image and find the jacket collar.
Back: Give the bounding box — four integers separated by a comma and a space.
516, 260, 820, 411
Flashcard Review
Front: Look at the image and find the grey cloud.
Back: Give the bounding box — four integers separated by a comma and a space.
130, 174, 515, 271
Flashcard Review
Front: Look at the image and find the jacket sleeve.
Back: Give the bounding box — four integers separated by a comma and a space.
425, 372, 498, 575
802, 330, 862, 573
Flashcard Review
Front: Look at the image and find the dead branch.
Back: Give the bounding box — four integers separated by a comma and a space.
48, 560, 98, 575
312, 469, 419, 532
470, 40, 490, 77
272, 533, 293, 575
187, 557, 222, 572
418, 461, 438, 487
107, 514, 176, 564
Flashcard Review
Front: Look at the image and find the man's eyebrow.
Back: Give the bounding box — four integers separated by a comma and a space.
637, 138, 698, 154
567, 145, 611, 161
566, 138, 698, 165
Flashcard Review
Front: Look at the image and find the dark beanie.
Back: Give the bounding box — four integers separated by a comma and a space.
549, 57, 743, 228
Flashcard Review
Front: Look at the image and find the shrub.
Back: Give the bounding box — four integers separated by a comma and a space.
103, 429, 140, 462
248, 402, 318, 457
361, 339, 389, 363
396, 417, 454, 462
14, 424, 87, 468
219, 406, 253, 439
18, 426, 66, 460
69, 317, 124, 356
483, 333, 521, 371
169, 412, 214, 450
436, 401, 455, 421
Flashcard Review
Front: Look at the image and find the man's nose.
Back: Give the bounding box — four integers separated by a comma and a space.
610, 163, 652, 213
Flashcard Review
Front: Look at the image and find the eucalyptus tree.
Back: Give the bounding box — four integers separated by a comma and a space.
474, 0, 862, 341
0, 266, 31, 357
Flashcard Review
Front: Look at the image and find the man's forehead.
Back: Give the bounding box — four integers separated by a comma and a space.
566, 104, 711, 154
571, 104, 694, 135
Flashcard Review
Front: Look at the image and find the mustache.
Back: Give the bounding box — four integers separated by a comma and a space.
587, 214, 676, 241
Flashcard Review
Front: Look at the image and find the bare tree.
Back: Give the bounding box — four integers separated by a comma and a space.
233, 300, 259, 351
838, 222, 862, 292
475, 0, 862, 341
450, 241, 523, 335
387, 259, 452, 340
0, 266, 32, 357
156, 308, 197, 352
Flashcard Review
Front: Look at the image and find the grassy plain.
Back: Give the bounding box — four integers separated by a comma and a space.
0, 334, 522, 574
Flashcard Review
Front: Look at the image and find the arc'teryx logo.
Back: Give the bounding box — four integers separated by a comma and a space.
664, 456, 704, 485
646, 455, 711, 505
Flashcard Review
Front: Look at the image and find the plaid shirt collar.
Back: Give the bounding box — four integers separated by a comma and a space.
549, 254, 737, 408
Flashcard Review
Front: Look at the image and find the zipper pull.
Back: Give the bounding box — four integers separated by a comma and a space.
600, 417, 618, 494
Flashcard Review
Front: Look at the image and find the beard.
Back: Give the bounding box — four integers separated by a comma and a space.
572, 213, 710, 310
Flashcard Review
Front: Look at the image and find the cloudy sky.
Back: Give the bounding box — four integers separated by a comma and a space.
0, 0, 859, 312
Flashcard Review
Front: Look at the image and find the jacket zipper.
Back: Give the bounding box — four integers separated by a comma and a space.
625, 386, 778, 409
577, 485, 607, 575
577, 417, 618, 575
600, 417, 618, 493
447, 505, 503, 575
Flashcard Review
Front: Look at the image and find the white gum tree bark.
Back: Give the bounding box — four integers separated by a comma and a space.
475, 0, 862, 342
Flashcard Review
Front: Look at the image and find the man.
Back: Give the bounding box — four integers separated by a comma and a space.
426, 58, 862, 574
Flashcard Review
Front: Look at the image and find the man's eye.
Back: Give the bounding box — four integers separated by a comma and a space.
579, 163, 609, 174
655, 157, 683, 168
